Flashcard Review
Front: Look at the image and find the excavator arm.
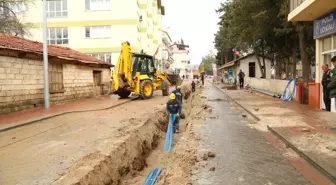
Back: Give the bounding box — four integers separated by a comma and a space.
112, 42, 133, 93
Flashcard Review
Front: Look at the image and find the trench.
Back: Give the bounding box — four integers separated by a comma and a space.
53, 85, 203, 185
120, 86, 207, 185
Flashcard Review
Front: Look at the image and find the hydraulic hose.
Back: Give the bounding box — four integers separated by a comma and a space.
281, 78, 296, 102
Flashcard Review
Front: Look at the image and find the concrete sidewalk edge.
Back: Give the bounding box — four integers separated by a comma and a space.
267, 126, 336, 184
0, 98, 135, 133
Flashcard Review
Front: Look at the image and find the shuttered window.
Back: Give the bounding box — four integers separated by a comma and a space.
49, 64, 64, 93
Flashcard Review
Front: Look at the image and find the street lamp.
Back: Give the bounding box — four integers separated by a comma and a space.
42, 0, 50, 108
139, 15, 143, 52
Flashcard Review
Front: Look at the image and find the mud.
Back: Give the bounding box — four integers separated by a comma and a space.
53, 108, 169, 185
119, 83, 209, 185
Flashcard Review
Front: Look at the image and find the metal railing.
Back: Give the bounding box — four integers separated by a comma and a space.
290, 0, 306, 12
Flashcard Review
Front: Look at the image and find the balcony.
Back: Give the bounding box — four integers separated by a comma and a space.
288, 0, 336, 22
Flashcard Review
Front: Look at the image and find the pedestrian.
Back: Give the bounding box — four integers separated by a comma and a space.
327, 56, 336, 111
172, 85, 183, 106
191, 81, 196, 92
238, 69, 245, 89
322, 64, 332, 111
201, 73, 204, 85
182, 75, 185, 80
166, 93, 181, 133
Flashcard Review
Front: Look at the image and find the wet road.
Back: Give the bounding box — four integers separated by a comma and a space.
191, 85, 311, 185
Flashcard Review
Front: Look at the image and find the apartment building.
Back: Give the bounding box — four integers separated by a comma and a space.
169, 42, 190, 77
22, 0, 164, 66
162, 30, 173, 72
288, 0, 336, 111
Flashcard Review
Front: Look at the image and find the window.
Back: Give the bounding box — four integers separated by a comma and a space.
85, 26, 111, 38
85, 0, 111, 11
47, 28, 68, 45
47, 0, 67, 18
88, 53, 112, 63
49, 64, 64, 93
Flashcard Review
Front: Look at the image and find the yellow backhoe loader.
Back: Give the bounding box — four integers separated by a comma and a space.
111, 42, 172, 99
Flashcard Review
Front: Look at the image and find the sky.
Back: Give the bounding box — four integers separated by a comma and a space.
162, 0, 222, 65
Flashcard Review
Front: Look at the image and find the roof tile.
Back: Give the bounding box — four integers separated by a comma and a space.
0, 34, 113, 67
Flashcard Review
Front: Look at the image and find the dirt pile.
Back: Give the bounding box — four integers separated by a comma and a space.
53, 107, 169, 185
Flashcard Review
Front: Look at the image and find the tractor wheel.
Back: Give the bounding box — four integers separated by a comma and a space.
118, 91, 131, 99
140, 80, 154, 99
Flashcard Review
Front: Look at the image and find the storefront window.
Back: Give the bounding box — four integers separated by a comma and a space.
322, 36, 332, 52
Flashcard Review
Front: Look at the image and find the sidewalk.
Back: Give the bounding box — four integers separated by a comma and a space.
214, 84, 336, 184
0, 95, 133, 132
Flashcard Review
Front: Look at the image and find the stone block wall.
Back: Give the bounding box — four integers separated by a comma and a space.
0, 55, 111, 114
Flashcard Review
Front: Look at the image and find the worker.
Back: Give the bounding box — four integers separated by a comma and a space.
238, 69, 245, 89
201, 73, 204, 85
191, 81, 196, 92
322, 64, 332, 111
327, 56, 336, 111
166, 93, 181, 133
172, 85, 183, 106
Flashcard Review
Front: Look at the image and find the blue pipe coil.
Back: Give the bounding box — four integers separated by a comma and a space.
164, 114, 176, 151
142, 168, 162, 185
281, 78, 296, 102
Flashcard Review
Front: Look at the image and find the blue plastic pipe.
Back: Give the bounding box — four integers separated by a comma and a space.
252, 88, 281, 98
142, 168, 162, 185
164, 114, 176, 151
281, 78, 296, 102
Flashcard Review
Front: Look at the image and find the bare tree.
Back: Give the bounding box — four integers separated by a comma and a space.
0, 0, 32, 37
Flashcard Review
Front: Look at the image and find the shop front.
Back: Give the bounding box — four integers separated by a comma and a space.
314, 10, 336, 112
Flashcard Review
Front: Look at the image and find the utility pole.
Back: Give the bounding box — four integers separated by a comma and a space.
42, 0, 50, 108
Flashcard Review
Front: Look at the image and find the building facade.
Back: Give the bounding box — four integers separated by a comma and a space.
162, 30, 173, 72
22, 0, 164, 66
218, 54, 272, 84
288, 0, 336, 111
0, 34, 112, 114
169, 43, 190, 77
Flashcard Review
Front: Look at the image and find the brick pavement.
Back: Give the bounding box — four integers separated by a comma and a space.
191, 85, 311, 185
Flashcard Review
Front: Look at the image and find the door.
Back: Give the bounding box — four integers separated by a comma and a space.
248, 62, 256, 77
93, 71, 102, 96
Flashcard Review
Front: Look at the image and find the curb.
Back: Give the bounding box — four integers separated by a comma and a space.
0, 98, 136, 133
212, 83, 261, 121
268, 126, 336, 184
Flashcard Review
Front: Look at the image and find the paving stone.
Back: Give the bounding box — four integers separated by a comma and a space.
191, 86, 311, 185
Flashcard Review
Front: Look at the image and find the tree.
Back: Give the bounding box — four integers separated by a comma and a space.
0, 1, 31, 36
201, 50, 216, 75
214, 0, 315, 81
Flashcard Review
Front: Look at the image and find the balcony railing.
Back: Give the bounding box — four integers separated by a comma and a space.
290, 0, 306, 12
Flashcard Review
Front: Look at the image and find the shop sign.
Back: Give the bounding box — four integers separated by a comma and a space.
314, 11, 336, 39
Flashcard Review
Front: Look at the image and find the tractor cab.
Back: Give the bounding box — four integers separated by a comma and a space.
131, 53, 156, 79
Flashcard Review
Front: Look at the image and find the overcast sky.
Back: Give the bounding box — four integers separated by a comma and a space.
162, 0, 222, 65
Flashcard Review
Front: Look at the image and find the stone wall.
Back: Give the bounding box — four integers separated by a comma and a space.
0, 55, 111, 114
